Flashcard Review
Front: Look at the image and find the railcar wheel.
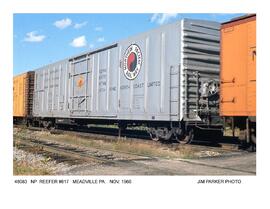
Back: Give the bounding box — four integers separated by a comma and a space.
149, 132, 160, 141
42, 121, 53, 129
148, 127, 172, 141
179, 129, 194, 144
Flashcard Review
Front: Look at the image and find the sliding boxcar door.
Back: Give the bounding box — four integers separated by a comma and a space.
69, 57, 91, 117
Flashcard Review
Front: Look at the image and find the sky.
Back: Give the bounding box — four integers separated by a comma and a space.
13, 13, 243, 75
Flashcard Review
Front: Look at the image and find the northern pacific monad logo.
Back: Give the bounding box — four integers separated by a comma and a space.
123, 44, 142, 80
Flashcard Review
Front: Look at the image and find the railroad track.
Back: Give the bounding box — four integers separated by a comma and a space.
13, 135, 254, 175
14, 124, 243, 153
14, 136, 155, 165
81, 133, 244, 153
13, 131, 247, 169
14, 128, 254, 175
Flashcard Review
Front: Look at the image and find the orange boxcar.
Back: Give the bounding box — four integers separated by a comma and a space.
220, 14, 256, 146
13, 71, 35, 121
220, 14, 256, 116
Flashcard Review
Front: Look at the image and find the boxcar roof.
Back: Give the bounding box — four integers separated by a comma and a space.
221, 14, 256, 29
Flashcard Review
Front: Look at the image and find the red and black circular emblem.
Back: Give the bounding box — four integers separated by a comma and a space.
127, 52, 137, 72
123, 44, 142, 80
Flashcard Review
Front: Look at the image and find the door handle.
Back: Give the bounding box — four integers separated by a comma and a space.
221, 97, 235, 103
252, 50, 256, 60
221, 77, 235, 84
250, 47, 256, 60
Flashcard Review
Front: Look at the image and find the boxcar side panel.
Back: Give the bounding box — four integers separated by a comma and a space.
14, 72, 34, 118
220, 16, 256, 116
32, 18, 220, 123
13, 73, 27, 117
33, 60, 70, 118
117, 22, 181, 121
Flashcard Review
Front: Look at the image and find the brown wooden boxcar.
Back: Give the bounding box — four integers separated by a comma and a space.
220, 14, 256, 145
13, 71, 35, 124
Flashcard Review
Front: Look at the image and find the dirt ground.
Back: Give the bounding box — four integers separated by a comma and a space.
56, 152, 255, 175
13, 127, 256, 175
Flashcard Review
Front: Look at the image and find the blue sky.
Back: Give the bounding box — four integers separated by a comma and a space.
13, 13, 243, 75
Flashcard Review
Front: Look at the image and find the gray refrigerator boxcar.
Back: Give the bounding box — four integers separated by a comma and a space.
33, 18, 220, 124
